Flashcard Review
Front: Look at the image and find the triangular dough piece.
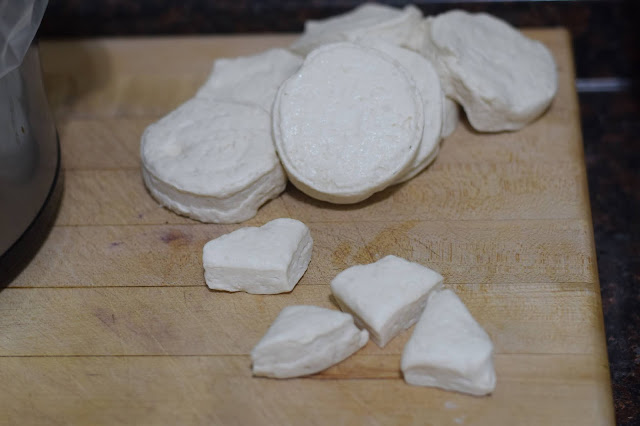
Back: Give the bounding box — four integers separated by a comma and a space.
251, 305, 369, 378
401, 288, 496, 396
203, 218, 312, 294
331, 255, 443, 347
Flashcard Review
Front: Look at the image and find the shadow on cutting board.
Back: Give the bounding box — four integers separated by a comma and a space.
40, 39, 112, 118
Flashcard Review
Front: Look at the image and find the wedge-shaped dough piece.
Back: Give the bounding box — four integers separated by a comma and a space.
203, 218, 312, 294
141, 98, 286, 223
290, 4, 422, 56
421, 10, 557, 132
401, 288, 496, 396
364, 41, 443, 184
196, 48, 303, 112
442, 97, 460, 138
330, 255, 443, 347
274, 43, 423, 204
251, 305, 369, 378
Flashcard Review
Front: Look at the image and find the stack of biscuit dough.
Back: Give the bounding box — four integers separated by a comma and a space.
160, 3, 553, 396
140, 3, 557, 223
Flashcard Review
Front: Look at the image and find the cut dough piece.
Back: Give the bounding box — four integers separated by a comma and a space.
196, 48, 303, 112
330, 255, 443, 347
202, 218, 312, 294
141, 98, 286, 223
251, 305, 369, 378
421, 10, 557, 132
403, 18, 430, 53
274, 42, 423, 204
397, 144, 440, 184
442, 97, 460, 138
363, 41, 443, 184
401, 288, 496, 396
290, 4, 422, 56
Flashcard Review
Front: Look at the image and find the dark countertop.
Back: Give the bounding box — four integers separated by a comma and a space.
582, 89, 640, 424
36, 0, 640, 423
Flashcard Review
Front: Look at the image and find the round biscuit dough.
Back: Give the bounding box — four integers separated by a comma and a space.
364, 41, 443, 183
423, 10, 557, 132
196, 48, 302, 113
273, 42, 423, 204
141, 98, 286, 223
290, 4, 422, 56
442, 97, 460, 138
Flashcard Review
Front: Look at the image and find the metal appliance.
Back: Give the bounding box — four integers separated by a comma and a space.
0, 0, 58, 258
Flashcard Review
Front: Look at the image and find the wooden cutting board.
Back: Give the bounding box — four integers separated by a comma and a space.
0, 31, 615, 425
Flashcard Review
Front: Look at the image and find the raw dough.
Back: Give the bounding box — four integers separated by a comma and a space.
141, 98, 286, 223
330, 255, 443, 347
401, 288, 496, 396
202, 218, 312, 294
196, 48, 303, 112
273, 42, 423, 204
363, 41, 443, 184
421, 10, 557, 132
398, 144, 440, 184
251, 305, 369, 378
290, 4, 422, 56
403, 18, 430, 53
442, 97, 460, 138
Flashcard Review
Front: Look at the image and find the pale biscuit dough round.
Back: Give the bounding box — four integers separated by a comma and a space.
196, 48, 302, 113
403, 18, 430, 53
422, 10, 557, 132
273, 42, 423, 204
396, 144, 440, 184
141, 98, 286, 223
442, 97, 460, 138
290, 4, 422, 56
364, 41, 443, 183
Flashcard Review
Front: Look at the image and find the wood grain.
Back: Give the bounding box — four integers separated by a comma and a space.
0, 355, 612, 426
0, 30, 614, 424
54, 164, 587, 226
11, 220, 596, 288
0, 285, 603, 356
